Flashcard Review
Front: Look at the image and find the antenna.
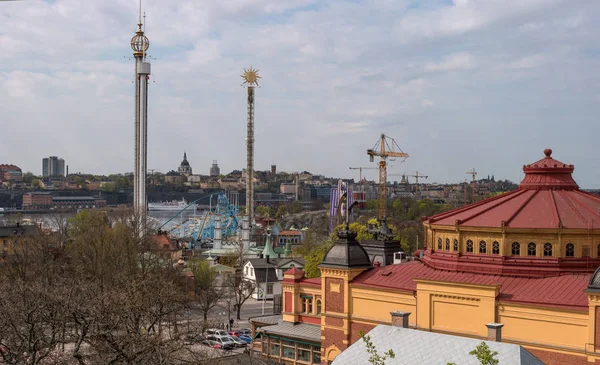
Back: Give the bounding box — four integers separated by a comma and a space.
143, 12, 146, 33
138, 0, 142, 26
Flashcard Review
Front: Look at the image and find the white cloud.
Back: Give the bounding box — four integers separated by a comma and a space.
1, 0, 600, 185
424, 53, 476, 72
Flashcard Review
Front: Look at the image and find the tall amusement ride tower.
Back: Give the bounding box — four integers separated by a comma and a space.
242, 67, 261, 230
131, 1, 151, 231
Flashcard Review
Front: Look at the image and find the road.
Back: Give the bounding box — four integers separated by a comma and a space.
183, 298, 275, 331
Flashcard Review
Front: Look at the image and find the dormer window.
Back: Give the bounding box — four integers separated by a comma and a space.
466, 240, 473, 253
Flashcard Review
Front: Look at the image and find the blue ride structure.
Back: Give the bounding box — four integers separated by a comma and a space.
157, 192, 240, 242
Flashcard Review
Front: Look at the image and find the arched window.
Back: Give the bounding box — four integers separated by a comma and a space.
316, 299, 322, 315
479, 240, 487, 254
597, 243, 600, 257
528, 242, 536, 256
492, 241, 500, 255
445, 238, 450, 251
453, 239, 458, 251
466, 240, 474, 253
543, 243, 552, 257
566, 243, 575, 257
512, 242, 520, 256
438, 238, 442, 250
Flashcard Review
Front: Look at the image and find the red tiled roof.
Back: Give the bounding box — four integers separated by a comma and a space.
426, 149, 600, 229
285, 267, 303, 275
301, 277, 321, 286
279, 230, 302, 236
351, 261, 590, 310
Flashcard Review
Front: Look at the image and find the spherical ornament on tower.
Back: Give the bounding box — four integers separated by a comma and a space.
131, 27, 149, 57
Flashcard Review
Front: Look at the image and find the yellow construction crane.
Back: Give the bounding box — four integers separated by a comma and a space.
408, 171, 428, 200
367, 134, 409, 220
466, 168, 477, 183
349, 167, 377, 183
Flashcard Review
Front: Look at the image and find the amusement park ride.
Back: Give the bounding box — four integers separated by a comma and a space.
157, 192, 240, 244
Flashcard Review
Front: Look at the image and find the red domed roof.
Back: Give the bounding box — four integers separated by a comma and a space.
426, 149, 600, 229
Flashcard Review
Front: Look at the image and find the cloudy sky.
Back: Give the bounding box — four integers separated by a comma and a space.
1, 0, 599, 187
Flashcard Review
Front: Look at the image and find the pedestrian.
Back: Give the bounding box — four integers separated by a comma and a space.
229, 318, 234, 329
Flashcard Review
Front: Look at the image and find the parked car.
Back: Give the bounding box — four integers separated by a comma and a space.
202, 339, 222, 349
206, 335, 235, 350
228, 331, 241, 337
238, 334, 252, 343
206, 328, 229, 337
227, 335, 247, 347
238, 328, 251, 336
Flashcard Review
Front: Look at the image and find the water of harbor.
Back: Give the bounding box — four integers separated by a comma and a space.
0, 209, 204, 232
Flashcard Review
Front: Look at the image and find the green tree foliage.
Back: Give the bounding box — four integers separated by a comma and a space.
358, 330, 395, 365
447, 341, 499, 365
191, 260, 224, 321
255, 205, 273, 218
31, 179, 42, 189
22, 172, 35, 184
302, 239, 333, 278
290, 200, 304, 214
276, 205, 288, 218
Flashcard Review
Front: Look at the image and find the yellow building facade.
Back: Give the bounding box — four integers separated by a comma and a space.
277, 150, 600, 365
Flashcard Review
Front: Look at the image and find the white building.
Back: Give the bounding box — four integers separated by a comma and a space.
242, 230, 304, 300
243, 258, 305, 300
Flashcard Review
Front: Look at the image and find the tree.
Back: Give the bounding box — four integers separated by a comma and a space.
192, 260, 224, 321
0, 210, 202, 365
358, 330, 395, 365
22, 172, 35, 184
447, 341, 499, 365
290, 200, 304, 214
255, 205, 272, 218
276, 205, 288, 219
225, 272, 256, 320
31, 178, 42, 189
302, 239, 333, 278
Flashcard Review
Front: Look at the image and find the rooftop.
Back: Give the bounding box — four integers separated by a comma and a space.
332, 325, 544, 365
351, 261, 590, 310
319, 229, 372, 270
258, 322, 321, 343
426, 149, 600, 229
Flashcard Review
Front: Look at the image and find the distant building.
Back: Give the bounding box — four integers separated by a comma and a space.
210, 160, 220, 177
1, 224, 39, 258
164, 170, 182, 184
52, 196, 106, 209
271, 165, 276, 175
0, 164, 22, 181
178, 152, 192, 176
277, 230, 303, 247
22, 192, 53, 209
42, 156, 65, 177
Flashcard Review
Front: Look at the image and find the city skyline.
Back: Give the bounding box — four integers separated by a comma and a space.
1, 1, 599, 187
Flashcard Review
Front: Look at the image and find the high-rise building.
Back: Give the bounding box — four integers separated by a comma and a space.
271, 164, 276, 175
42, 156, 65, 177
210, 160, 220, 177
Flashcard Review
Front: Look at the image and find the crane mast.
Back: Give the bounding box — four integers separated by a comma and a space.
407, 171, 428, 200
366, 134, 408, 220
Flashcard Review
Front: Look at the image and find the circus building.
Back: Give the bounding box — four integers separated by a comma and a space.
251, 149, 600, 365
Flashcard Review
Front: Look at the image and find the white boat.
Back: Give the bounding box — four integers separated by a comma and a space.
148, 199, 197, 211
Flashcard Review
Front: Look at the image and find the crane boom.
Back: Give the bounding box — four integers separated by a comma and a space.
366, 134, 408, 220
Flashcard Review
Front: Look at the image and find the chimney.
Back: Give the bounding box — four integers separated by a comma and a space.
390, 311, 411, 328
485, 323, 504, 342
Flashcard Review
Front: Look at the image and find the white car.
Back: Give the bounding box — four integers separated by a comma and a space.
206, 328, 229, 337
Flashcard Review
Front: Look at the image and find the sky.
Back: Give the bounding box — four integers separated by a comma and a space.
1, 0, 600, 187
